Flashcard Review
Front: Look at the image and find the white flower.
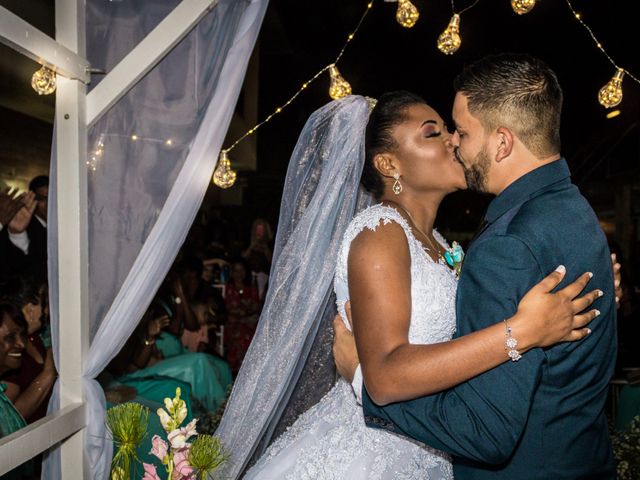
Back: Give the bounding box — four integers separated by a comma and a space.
167, 418, 198, 449
157, 408, 173, 432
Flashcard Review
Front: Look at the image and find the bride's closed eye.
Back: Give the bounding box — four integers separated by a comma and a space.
423, 126, 441, 138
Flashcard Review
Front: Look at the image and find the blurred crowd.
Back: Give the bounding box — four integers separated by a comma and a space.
0, 177, 274, 478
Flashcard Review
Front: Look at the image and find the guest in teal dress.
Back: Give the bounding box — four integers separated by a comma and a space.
0, 303, 34, 479
107, 297, 232, 415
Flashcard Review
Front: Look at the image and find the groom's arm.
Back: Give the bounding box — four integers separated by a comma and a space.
362, 234, 547, 464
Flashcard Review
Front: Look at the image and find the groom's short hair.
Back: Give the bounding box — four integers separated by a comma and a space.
453, 53, 563, 158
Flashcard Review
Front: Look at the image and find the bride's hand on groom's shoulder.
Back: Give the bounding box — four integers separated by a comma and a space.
512, 266, 602, 349
333, 311, 359, 383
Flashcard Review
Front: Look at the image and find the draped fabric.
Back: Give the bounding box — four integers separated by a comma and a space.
215, 96, 374, 479
44, 1, 268, 478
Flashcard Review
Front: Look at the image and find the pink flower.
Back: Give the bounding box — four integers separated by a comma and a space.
167, 418, 198, 449
172, 447, 194, 479
142, 463, 161, 480
149, 435, 169, 462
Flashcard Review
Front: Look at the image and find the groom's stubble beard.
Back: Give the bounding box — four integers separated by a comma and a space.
457, 146, 491, 193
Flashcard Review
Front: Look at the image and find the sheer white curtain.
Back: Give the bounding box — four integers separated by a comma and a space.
44, 0, 269, 478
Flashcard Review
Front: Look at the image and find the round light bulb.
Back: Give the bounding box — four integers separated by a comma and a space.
31, 66, 56, 95
396, 0, 420, 28
437, 14, 462, 55
511, 0, 536, 15
598, 69, 625, 108
328, 64, 352, 100
213, 150, 237, 189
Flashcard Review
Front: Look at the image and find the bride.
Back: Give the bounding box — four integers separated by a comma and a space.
215, 93, 598, 479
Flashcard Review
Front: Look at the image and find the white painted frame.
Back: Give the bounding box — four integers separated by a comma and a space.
0, 0, 218, 477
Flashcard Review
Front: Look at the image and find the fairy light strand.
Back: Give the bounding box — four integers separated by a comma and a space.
223, 0, 638, 157
565, 0, 639, 85
452, 0, 482, 15
223, 1, 375, 155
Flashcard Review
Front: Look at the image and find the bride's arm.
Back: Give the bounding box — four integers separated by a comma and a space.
348, 223, 599, 406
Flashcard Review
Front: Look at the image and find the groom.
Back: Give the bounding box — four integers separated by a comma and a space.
334, 54, 617, 479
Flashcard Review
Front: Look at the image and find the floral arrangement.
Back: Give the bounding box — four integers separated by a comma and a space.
444, 241, 464, 276
106, 388, 227, 480
611, 415, 640, 480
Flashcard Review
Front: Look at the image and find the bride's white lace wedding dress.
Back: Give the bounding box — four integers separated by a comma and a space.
244, 204, 458, 480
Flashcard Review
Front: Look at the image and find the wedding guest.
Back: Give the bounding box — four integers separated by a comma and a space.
0, 190, 36, 282
242, 218, 273, 268
26, 176, 48, 278
2, 276, 55, 424
108, 299, 232, 413
224, 259, 261, 373
0, 303, 35, 479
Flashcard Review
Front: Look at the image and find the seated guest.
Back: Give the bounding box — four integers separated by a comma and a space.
224, 259, 261, 373
108, 299, 232, 413
225, 259, 260, 321
241, 218, 273, 267
181, 301, 211, 353
2, 276, 55, 424
0, 303, 35, 479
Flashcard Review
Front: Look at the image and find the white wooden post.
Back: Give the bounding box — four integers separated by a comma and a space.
55, 0, 89, 477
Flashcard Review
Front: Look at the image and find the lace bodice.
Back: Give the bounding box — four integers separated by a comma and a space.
245, 204, 458, 480
334, 203, 458, 344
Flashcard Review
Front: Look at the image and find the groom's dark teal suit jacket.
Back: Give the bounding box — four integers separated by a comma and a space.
362, 159, 617, 479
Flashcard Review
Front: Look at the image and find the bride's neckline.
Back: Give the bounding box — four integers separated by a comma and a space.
380, 202, 448, 266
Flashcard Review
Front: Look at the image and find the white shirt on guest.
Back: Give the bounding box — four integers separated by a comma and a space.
0, 222, 30, 255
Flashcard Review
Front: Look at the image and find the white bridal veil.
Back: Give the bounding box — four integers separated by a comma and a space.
216, 95, 374, 478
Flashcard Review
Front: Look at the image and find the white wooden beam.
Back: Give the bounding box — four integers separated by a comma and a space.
0, 403, 86, 476
55, 0, 89, 477
0, 6, 90, 83
86, 0, 219, 127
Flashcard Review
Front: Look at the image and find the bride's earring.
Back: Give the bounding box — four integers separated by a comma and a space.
393, 173, 403, 195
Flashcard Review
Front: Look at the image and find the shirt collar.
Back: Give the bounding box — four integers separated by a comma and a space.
485, 158, 571, 223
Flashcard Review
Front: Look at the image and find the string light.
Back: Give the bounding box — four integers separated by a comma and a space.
564, 0, 639, 108
212, 150, 237, 189
215, 0, 638, 189
395, 0, 420, 28
598, 68, 625, 108
216, 1, 376, 188
437, 14, 462, 55
437, 0, 481, 55
606, 109, 621, 120
31, 66, 56, 95
86, 136, 105, 172
328, 64, 352, 99
511, 0, 536, 15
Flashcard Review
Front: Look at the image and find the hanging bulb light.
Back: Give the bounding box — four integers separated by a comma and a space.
437, 14, 462, 55
328, 64, 352, 100
598, 68, 625, 108
31, 66, 56, 95
511, 0, 536, 15
212, 150, 237, 189
396, 0, 420, 28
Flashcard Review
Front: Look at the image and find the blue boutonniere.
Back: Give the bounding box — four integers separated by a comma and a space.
444, 241, 464, 276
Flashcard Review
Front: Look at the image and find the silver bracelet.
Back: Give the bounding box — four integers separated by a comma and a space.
504, 319, 522, 362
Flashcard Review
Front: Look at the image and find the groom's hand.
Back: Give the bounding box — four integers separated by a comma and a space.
333, 310, 359, 383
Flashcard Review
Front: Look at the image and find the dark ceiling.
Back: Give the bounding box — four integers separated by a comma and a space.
257, 0, 639, 178
1, 0, 638, 223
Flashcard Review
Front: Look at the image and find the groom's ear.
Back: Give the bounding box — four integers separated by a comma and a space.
494, 127, 514, 163
374, 153, 397, 178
